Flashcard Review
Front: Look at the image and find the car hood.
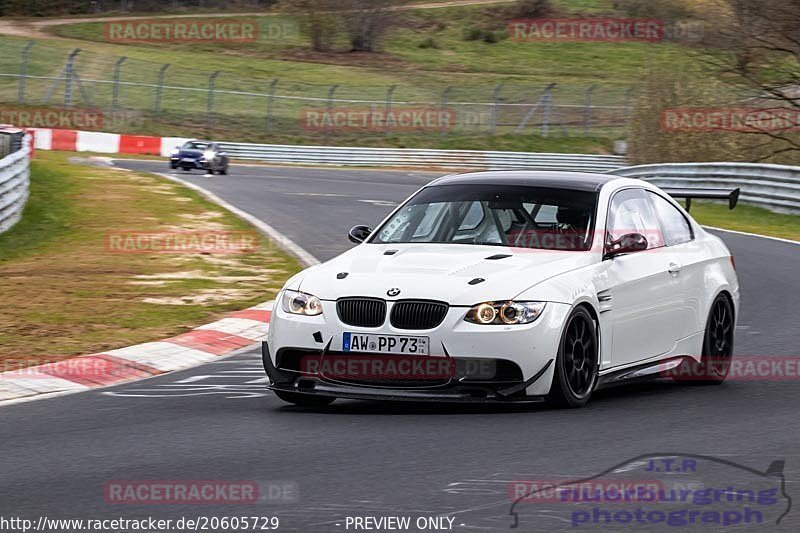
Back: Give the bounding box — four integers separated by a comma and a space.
297, 243, 595, 305
178, 149, 204, 158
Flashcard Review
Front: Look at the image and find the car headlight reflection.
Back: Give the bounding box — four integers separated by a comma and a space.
465, 301, 546, 325
281, 289, 323, 316
203, 150, 215, 160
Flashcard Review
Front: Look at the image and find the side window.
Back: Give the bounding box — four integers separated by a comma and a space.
606, 189, 665, 250
648, 192, 693, 246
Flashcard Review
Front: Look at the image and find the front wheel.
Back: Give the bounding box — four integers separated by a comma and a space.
274, 390, 335, 407
547, 306, 599, 408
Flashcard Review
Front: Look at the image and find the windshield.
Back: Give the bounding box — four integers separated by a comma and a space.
371, 184, 597, 251
182, 141, 209, 150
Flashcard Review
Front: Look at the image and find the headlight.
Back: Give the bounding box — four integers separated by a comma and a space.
464, 301, 546, 325
203, 150, 215, 160
281, 289, 323, 316
170, 148, 179, 155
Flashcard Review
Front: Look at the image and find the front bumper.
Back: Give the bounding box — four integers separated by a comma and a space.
262, 342, 550, 403
172, 157, 212, 169
264, 299, 570, 402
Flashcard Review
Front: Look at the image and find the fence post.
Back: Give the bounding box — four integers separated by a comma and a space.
326, 84, 338, 111
583, 84, 597, 136
18, 41, 34, 104
515, 82, 553, 134
490, 83, 503, 135
326, 84, 338, 137
154, 63, 169, 114
385, 85, 396, 136
111, 56, 127, 113
266, 78, 278, 132
64, 48, 81, 107
541, 83, 557, 137
440, 86, 452, 138
207, 71, 220, 134
624, 88, 634, 124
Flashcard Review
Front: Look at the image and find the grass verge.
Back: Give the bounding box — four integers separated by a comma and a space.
1, 0, 699, 150
0, 152, 301, 369
691, 202, 800, 242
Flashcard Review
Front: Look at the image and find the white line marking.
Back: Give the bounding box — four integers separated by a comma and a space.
358, 199, 397, 207
703, 225, 800, 246
152, 171, 320, 267
285, 192, 349, 197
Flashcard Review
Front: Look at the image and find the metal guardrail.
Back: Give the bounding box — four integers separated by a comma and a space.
218, 142, 627, 172
0, 134, 31, 234
612, 162, 800, 215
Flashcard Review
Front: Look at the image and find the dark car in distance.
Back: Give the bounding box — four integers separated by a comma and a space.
169, 140, 229, 174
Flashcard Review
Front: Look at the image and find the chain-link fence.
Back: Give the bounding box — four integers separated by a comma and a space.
0, 39, 632, 144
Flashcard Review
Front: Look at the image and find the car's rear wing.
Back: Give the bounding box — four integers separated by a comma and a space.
661, 187, 740, 211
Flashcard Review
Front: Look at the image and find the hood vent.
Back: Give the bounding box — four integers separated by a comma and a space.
383, 249, 398, 255
468, 278, 485, 285
485, 254, 511, 260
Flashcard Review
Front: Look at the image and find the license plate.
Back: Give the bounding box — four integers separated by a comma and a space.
343, 333, 429, 355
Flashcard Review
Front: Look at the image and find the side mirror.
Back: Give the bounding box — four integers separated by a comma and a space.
348, 225, 372, 244
604, 233, 648, 259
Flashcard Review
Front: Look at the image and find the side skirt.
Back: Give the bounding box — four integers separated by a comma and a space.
596, 356, 692, 389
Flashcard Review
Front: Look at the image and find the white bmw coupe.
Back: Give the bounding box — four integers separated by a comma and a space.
263, 171, 740, 408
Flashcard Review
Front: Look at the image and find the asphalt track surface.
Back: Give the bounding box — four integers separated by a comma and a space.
1, 160, 799, 532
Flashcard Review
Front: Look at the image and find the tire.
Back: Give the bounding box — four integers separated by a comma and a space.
181, 166, 191, 172
674, 294, 734, 385
547, 306, 599, 408
274, 390, 335, 407
169, 163, 177, 169
219, 166, 228, 175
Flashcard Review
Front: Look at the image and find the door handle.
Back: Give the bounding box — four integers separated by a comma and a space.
668, 262, 683, 274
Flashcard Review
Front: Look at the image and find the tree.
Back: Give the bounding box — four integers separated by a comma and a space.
700, 0, 800, 160
339, 0, 395, 52
284, 0, 340, 52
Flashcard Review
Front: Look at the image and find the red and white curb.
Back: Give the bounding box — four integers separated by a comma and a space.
0, 302, 273, 404
26, 127, 187, 157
